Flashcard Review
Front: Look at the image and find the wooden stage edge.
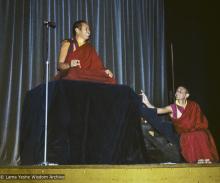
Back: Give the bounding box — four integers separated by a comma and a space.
0, 164, 220, 183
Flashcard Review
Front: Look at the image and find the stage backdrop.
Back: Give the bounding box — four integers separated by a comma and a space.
0, 0, 167, 165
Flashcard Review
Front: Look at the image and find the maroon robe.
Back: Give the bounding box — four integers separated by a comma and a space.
171, 100, 219, 163
55, 40, 116, 84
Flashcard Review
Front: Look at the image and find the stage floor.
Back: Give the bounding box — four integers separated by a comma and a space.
0, 164, 220, 183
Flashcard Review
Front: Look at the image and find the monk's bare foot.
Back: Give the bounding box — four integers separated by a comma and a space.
197, 159, 205, 164
204, 159, 212, 164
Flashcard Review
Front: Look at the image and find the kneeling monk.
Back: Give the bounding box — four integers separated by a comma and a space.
54, 20, 116, 84
141, 86, 219, 164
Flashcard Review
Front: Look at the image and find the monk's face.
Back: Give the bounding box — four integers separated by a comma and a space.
76, 23, 90, 41
175, 86, 189, 100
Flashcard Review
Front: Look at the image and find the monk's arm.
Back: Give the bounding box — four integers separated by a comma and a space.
156, 106, 173, 114
57, 41, 71, 70
141, 92, 172, 114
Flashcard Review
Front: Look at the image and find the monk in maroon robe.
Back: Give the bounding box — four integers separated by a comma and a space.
54, 20, 116, 84
141, 86, 219, 163
170, 100, 219, 163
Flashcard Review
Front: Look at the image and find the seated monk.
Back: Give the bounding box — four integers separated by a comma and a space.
54, 20, 116, 84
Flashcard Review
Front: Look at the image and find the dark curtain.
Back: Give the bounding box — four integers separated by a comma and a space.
0, 0, 167, 165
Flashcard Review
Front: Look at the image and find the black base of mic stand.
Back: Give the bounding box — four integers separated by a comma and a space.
38, 162, 58, 166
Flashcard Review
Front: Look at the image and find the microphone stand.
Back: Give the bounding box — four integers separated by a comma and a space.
39, 21, 57, 166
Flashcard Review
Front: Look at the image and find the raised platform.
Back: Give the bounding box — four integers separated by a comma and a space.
0, 164, 220, 183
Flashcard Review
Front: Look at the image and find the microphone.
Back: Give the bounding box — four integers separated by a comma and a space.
43, 21, 56, 28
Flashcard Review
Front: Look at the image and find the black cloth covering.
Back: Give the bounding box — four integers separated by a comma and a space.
140, 105, 180, 146
20, 80, 146, 165
139, 104, 183, 163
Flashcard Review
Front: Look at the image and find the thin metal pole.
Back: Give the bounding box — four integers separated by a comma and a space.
43, 60, 49, 164
170, 42, 175, 100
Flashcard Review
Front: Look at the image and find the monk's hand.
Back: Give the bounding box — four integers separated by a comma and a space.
140, 90, 151, 106
105, 69, 113, 78
70, 59, 81, 68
